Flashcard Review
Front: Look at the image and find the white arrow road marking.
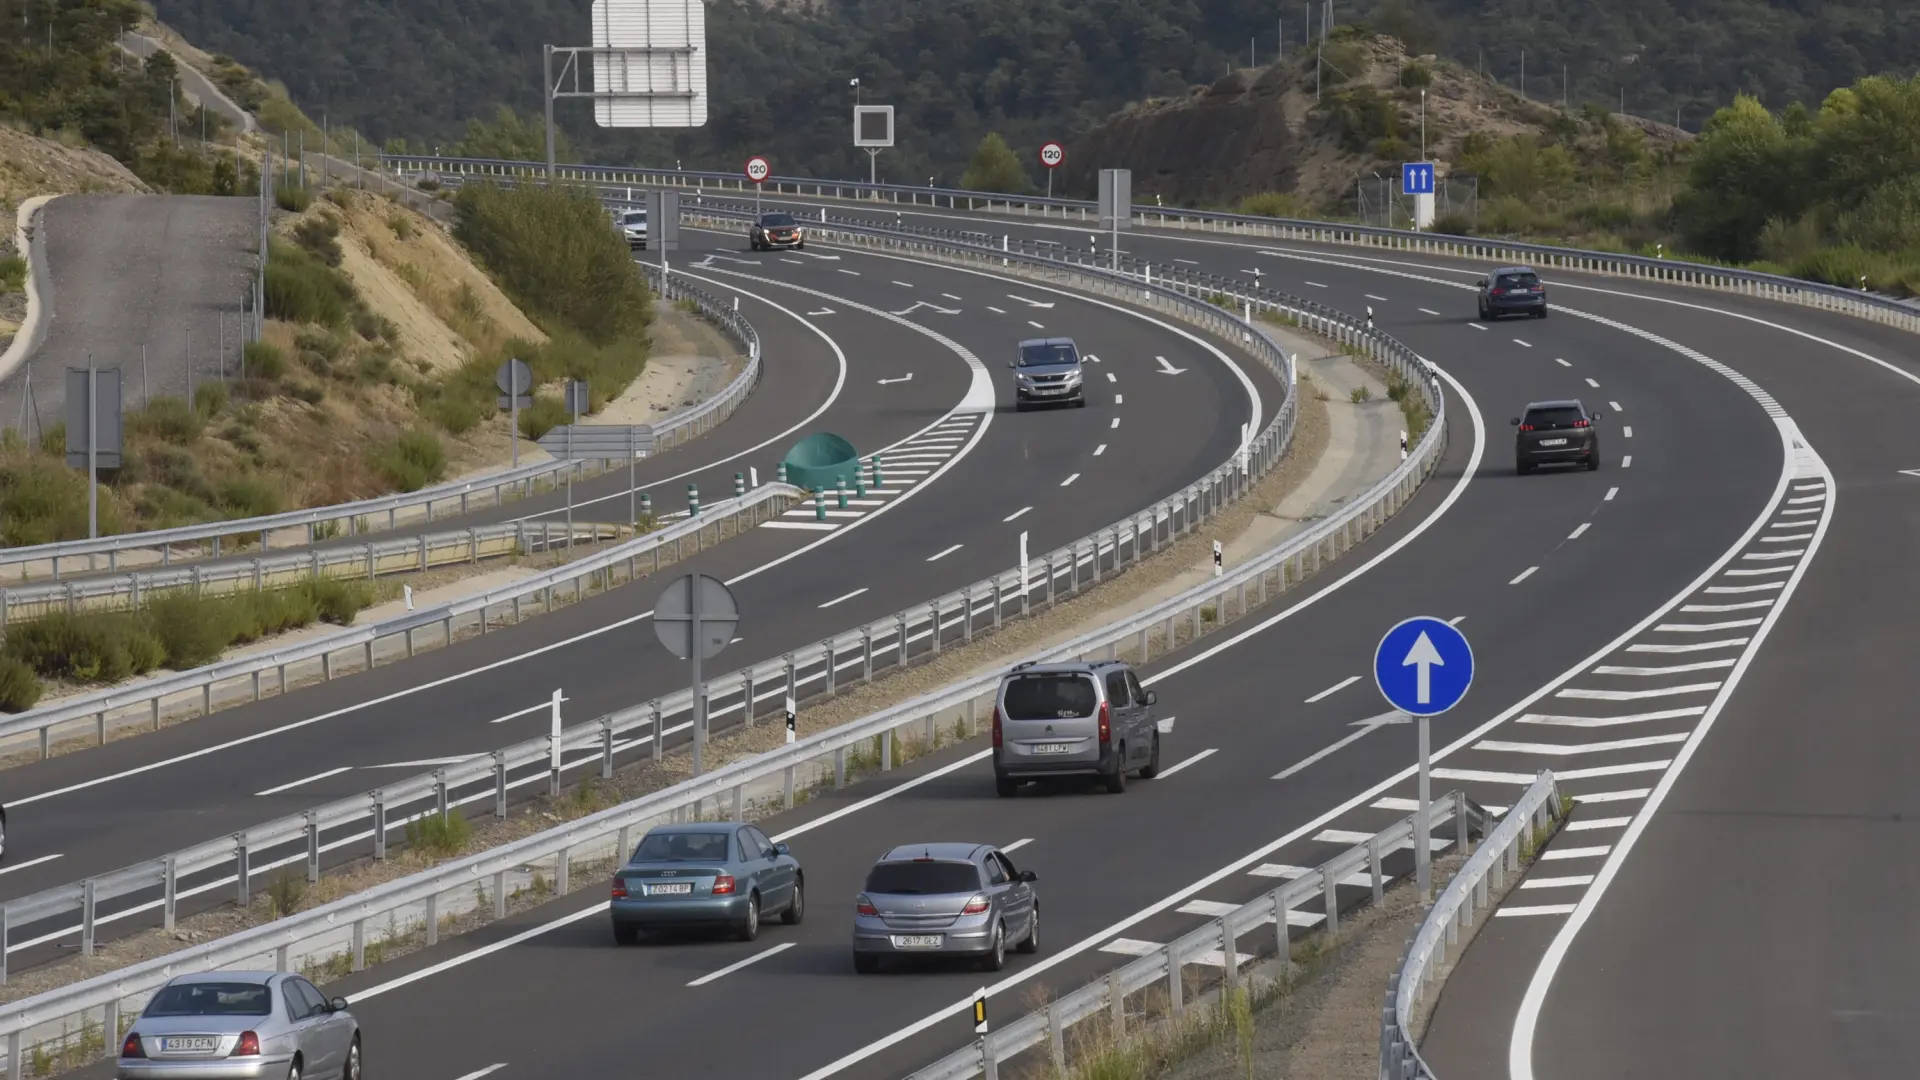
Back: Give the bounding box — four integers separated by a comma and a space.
1154, 355, 1187, 375
694, 254, 762, 267
1081, 354, 1101, 363
1006, 293, 1055, 309
452, 1066, 509, 1080
891, 301, 960, 316
687, 943, 794, 987
1155, 748, 1217, 778
799, 252, 841, 260
1272, 710, 1407, 780
877, 374, 914, 385
1155, 716, 1177, 733
1402, 631, 1445, 705
255, 767, 353, 796
1901, 468, 1920, 478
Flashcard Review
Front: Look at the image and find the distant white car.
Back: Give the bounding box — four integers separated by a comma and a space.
620, 208, 648, 251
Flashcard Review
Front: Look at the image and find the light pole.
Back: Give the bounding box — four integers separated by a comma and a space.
1420, 88, 1427, 161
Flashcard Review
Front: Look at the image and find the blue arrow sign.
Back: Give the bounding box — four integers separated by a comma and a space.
1373, 617, 1473, 717
1401, 162, 1435, 196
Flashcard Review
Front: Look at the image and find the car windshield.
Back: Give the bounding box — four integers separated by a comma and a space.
144, 982, 273, 1017
761, 213, 797, 227
1002, 673, 1098, 719
1018, 342, 1077, 368
631, 831, 731, 863
622, 211, 646, 225
865, 861, 980, 895
1497, 272, 1540, 288
1525, 406, 1585, 428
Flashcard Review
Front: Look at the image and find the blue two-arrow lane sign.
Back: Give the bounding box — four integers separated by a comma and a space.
1373, 616, 1473, 717
1401, 162, 1435, 196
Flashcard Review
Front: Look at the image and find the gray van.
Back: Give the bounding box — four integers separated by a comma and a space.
1009, 337, 1086, 411
992, 660, 1160, 795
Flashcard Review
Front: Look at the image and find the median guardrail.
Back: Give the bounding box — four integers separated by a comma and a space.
1380, 771, 1565, 1080
0, 485, 799, 765
0, 266, 762, 584
906, 794, 1490, 1080
0, 224, 1451, 1074
386, 152, 1920, 335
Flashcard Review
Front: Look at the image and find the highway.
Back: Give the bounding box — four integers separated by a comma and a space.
0, 226, 1276, 973
206, 211, 1817, 1080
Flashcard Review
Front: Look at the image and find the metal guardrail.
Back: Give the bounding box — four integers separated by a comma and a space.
0, 267, 762, 584
385, 153, 1920, 335
0, 486, 799, 764
907, 795, 1490, 1080
0, 223, 1450, 1068
1381, 772, 1565, 1080
0, 518, 625, 628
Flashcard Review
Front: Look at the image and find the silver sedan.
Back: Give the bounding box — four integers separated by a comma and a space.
116, 971, 361, 1080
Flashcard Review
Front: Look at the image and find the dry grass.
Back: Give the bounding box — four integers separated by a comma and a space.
0, 124, 150, 207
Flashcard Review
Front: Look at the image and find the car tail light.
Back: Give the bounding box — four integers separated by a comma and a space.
611, 879, 628, 899
1097, 702, 1111, 746
991, 706, 1002, 748
961, 894, 990, 915
121, 1032, 144, 1059
1572, 419, 1590, 428
1518, 424, 1534, 432
233, 1031, 261, 1057
712, 874, 737, 895
1490, 287, 1505, 296
856, 895, 879, 916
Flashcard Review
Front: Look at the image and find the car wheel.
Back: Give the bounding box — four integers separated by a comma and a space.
854, 952, 880, 974
1013, 400, 1027, 413
1104, 756, 1128, 794
285, 1057, 301, 1080
980, 922, 1006, 972
613, 921, 639, 946
798, 241, 807, 250
1586, 454, 1601, 471
783, 878, 805, 925
1138, 731, 1162, 778
1516, 460, 1532, 476
0, 809, 8, 862
1537, 307, 1549, 319
343, 1036, 362, 1080
1477, 304, 1488, 321
1017, 906, 1040, 954
995, 773, 1019, 798
738, 893, 761, 941
1075, 396, 1086, 408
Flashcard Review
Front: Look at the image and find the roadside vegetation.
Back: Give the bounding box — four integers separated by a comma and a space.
0, 578, 387, 712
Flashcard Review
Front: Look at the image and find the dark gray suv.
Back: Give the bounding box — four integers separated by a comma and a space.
1477, 266, 1547, 320
992, 660, 1159, 795
1514, 399, 1603, 473
1010, 337, 1086, 410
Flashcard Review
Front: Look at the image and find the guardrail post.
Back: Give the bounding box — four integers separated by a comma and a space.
1046, 1003, 1066, 1072
834, 747, 847, 789
1168, 947, 1185, 1015
860, 630, 874, 682
493, 871, 507, 919
783, 765, 796, 809
556, 846, 570, 897
980, 1035, 999, 1080
1324, 870, 1340, 935
235, 834, 251, 906
160, 853, 179, 931
1369, 834, 1385, 905
896, 613, 909, 667
81, 878, 96, 956
600, 716, 616, 778
1042, 555, 1055, 606
928, 602, 942, 655
824, 641, 838, 695
1455, 790, 1472, 856
435, 770, 449, 819
1108, 970, 1126, 1035
651, 701, 664, 762
742, 668, 757, 727
9, 1029, 21, 1079
351, 918, 366, 971
992, 578, 1004, 628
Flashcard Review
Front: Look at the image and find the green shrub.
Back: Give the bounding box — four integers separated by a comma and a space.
265, 239, 355, 325
515, 395, 569, 442
0, 657, 43, 713
0, 454, 125, 545
217, 473, 284, 517
292, 214, 344, 267
274, 184, 312, 212
243, 341, 288, 380
1400, 61, 1433, 88
1431, 212, 1475, 236
387, 213, 414, 240
1238, 191, 1310, 219
304, 577, 376, 625
371, 428, 448, 491
193, 381, 229, 418
0, 255, 26, 292
1, 611, 163, 682
144, 590, 234, 669
405, 809, 471, 857
453, 182, 653, 346
128, 396, 204, 444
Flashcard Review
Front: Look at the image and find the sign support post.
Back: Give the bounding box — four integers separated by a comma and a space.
854, 105, 895, 186
65, 361, 122, 540
1038, 142, 1065, 199
653, 575, 741, 778
86, 354, 98, 539
1372, 616, 1474, 905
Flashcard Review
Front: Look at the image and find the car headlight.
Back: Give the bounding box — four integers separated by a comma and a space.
1063, 370, 1083, 383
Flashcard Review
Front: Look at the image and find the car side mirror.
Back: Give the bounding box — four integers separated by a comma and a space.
1007, 360, 1016, 369
1510, 417, 1521, 426
1145, 691, 1158, 706
328, 997, 349, 1012
1018, 870, 1039, 883
775, 842, 791, 856
1590, 412, 1603, 421
1476, 278, 1488, 287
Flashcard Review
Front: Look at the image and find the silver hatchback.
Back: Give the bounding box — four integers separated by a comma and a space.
993, 660, 1160, 795
852, 843, 1038, 973
117, 971, 361, 1080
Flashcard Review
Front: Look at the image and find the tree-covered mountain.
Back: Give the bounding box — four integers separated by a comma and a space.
149, 0, 1920, 184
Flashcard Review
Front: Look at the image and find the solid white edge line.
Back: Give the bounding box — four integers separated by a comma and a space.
1509, 419, 1833, 1080
686, 942, 795, 986
0, 854, 63, 876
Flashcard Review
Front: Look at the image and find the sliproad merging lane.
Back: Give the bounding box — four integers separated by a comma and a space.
301, 244, 1785, 1080
0, 237, 1274, 968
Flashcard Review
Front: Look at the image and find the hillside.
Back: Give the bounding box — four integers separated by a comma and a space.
1066, 34, 1690, 225
147, 0, 1919, 183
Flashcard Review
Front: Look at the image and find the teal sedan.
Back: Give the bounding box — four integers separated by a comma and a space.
610, 822, 804, 944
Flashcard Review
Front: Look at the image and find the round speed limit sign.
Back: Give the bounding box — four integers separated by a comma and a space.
745, 156, 771, 184
1038, 142, 1065, 169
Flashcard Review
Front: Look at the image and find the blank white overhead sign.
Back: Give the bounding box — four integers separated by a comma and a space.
591, 0, 708, 128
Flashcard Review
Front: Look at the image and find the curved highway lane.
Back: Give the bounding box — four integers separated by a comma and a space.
0, 235, 1278, 970
271, 222, 1795, 1080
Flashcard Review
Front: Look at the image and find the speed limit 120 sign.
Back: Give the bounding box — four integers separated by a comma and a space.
745, 156, 771, 183
1038, 142, 1065, 169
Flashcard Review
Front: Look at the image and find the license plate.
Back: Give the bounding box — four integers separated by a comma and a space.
161, 1037, 219, 1054
648, 882, 693, 895
1538, 438, 1567, 446
891, 935, 943, 948
1032, 742, 1073, 754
